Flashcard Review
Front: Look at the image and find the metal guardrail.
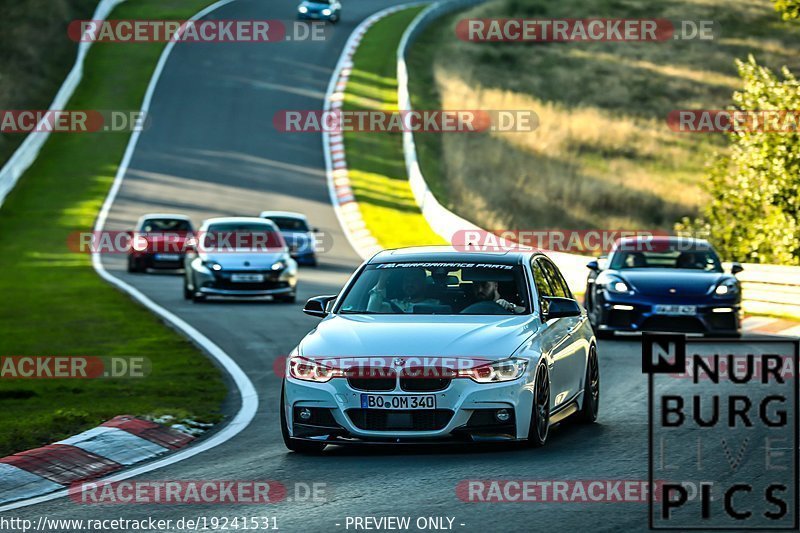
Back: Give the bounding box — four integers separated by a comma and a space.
397, 0, 800, 320
0, 0, 126, 209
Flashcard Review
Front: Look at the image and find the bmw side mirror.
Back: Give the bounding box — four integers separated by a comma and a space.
542, 297, 582, 321
586, 260, 599, 271
730, 262, 744, 275
303, 295, 336, 318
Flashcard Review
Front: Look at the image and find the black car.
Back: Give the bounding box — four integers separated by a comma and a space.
584, 236, 743, 337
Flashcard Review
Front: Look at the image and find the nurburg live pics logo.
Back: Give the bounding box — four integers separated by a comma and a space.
643, 334, 799, 530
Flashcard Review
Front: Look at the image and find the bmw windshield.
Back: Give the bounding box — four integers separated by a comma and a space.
337, 263, 531, 315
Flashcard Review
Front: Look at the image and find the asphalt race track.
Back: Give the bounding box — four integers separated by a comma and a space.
9, 1, 795, 531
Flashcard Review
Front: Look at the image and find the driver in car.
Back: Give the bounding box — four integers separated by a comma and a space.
473, 280, 525, 314
367, 269, 438, 313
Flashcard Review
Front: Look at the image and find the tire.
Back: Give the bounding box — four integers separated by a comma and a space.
527, 365, 550, 447
183, 279, 192, 300
127, 257, 142, 273
192, 291, 206, 303
577, 344, 600, 424
330, 14, 339, 23
280, 381, 326, 454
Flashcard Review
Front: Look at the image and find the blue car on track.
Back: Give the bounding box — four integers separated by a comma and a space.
584, 236, 743, 337
297, 0, 341, 23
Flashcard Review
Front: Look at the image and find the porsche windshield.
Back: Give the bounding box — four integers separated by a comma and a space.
337, 263, 530, 315
611, 246, 723, 272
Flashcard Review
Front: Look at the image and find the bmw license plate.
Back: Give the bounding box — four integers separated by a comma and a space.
154, 253, 180, 260
654, 304, 697, 316
231, 273, 264, 283
361, 394, 436, 410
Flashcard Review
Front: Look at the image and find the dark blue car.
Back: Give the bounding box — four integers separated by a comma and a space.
297, 0, 341, 23
584, 236, 742, 337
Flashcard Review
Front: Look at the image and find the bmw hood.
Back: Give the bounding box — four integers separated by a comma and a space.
199, 250, 286, 270
299, 315, 537, 359
616, 269, 732, 296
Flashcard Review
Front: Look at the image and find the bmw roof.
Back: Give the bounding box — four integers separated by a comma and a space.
368, 246, 540, 265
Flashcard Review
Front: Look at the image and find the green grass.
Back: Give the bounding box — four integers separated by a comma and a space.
343, 7, 447, 249
0, 0, 226, 457
406, 0, 800, 232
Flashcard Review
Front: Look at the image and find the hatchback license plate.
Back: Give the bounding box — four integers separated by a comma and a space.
654, 304, 697, 316
231, 273, 264, 283
360, 394, 436, 410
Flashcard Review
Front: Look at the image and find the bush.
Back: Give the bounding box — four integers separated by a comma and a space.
678, 55, 800, 264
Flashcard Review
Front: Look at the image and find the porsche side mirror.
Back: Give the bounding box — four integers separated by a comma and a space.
303, 295, 336, 318
542, 297, 582, 321
730, 262, 744, 275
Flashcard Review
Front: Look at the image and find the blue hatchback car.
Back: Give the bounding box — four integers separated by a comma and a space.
584, 236, 743, 337
297, 0, 341, 23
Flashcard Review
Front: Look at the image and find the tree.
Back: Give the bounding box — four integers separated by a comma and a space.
677, 56, 800, 265
773, 0, 800, 20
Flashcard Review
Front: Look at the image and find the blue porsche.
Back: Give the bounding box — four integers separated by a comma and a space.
584, 236, 743, 337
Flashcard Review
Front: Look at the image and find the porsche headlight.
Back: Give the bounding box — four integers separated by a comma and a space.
289, 356, 343, 382
605, 276, 631, 294
714, 279, 738, 297
271, 260, 287, 271
458, 358, 528, 384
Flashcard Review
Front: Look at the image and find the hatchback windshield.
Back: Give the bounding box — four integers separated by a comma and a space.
141, 218, 191, 232
264, 216, 309, 232
337, 263, 530, 315
202, 223, 284, 251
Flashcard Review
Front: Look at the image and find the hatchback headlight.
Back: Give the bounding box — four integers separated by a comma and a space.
458, 358, 527, 383
322, 8, 332, 15
203, 260, 223, 271
289, 356, 343, 382
298, 6, 308, 13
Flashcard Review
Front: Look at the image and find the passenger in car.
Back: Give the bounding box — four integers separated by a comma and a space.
367, 269, 439, 313
472, 280, 526, 314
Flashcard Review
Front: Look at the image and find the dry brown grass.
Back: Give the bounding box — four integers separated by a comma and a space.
408, 0, 800, 232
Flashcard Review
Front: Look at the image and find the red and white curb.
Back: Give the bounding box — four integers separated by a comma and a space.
323, 3, 426, 260
0, 416, 194, 505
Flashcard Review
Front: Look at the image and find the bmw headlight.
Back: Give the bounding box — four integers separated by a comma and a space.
714, 279, 739, 297
298, 5, 308, 13
458, 358, 528, 383
322, 8, 332, 15
131, 235, 149, 252
289, 356, 343, 382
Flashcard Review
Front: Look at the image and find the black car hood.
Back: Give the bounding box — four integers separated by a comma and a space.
614, 269, 730, 296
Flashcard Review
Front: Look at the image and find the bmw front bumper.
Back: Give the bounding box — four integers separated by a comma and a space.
283, 375, 535, 444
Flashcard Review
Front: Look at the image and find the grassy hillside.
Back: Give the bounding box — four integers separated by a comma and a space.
407, 0, 800, 232
0, 0, 100, 165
